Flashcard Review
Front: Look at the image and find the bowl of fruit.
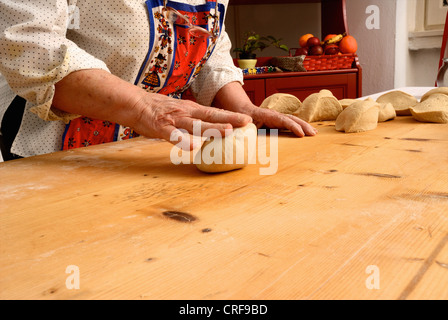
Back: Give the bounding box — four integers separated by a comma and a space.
294, 33, 358, 71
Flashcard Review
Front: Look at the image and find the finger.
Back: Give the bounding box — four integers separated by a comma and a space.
286, 115, 318, 136
162, 125, 200, 151
259, 110, 317, 138
174, 118, 236, 138
260, 110, 306, 137
190, 106, 252, 128
282, 116, 306, 137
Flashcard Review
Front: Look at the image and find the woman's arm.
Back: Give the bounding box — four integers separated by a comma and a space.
53, 69, 252, 150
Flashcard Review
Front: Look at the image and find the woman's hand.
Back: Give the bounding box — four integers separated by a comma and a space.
130, 92, 252, 150
212, 81, 317, 137
248, 106, 318, 137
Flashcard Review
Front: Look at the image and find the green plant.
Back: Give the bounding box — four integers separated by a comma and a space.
233, 31, 289, 59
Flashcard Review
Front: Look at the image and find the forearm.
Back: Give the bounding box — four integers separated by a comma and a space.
53, 69, 146, 127
212, 81, 257, 116
53, 69, 252, 149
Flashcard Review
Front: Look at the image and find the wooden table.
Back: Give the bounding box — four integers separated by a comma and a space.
1, 114, 448, 300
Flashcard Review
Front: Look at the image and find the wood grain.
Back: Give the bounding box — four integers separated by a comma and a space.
1, 116, 447, 300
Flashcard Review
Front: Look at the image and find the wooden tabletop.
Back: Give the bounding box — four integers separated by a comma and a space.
1, 115, 447, 300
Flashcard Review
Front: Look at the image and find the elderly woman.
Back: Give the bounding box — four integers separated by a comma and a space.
0, 0, 316, 160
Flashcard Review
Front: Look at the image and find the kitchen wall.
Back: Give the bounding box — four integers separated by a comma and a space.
345, 0, 397, 95
226, 2, 321, 58
405, 0, 446, 87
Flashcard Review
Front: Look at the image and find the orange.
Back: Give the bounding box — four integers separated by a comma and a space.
299, 33, 314, 48
323, 34, 338, 42
339, 35, 358, 54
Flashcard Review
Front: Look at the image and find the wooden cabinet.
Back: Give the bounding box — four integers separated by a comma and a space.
241, 78, 266, 105
241, 58, 362, 105
230, 0, 362, 103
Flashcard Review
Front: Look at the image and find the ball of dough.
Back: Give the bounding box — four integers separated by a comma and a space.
335, 100, 380, 133
294, 89, 343, 122
410, 93, 448, 123
339, 98, 358, 109
420, 87, 448, 102
376, 90, 418, 116
260, 93, 303, 115
378, 102, 396, 122
194, 123, 258, 173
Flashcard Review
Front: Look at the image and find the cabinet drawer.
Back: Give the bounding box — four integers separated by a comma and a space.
266, 73, 358, 101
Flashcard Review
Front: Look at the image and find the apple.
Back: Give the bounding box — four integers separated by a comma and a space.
306, 37, 321, 47
324, 44, 339, 55
294, 47, 308, 56
309, 45, 323, 55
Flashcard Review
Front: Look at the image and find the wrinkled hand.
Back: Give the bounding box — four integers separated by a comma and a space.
249, 106, 318, 137
131, 93, 252, 150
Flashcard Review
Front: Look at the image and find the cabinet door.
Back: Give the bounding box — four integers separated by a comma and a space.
266, 73, 358, 100
242, 79, 266, 106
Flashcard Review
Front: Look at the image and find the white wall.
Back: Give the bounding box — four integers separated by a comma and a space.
346, 0, 398, 95
405, 0, 443, 87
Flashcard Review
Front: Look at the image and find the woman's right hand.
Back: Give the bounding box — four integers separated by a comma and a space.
130, 92, 253, 151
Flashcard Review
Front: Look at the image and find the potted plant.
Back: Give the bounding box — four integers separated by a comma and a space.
233, 31, 289, 69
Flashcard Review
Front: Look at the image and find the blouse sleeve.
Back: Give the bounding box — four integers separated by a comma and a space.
189, 24, 244, 106
0, 0, 110, 123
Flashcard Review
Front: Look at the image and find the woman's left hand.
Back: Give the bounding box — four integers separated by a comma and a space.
249, 106, 318, 137
213, 81, 317, 137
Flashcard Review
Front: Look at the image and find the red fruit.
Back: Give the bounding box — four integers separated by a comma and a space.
294, 47, 308, 56
299, 34, 314, 48
307, 37, 321, 47
324, 44, 339, 55
339, 35, 358, 54
309, 45, 323, 56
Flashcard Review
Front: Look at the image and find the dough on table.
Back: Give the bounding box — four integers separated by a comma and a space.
420, 87, 448, 102
335, 100, 380, 133
409, 93, 448, 123
195, 123, 258, 173
376, 90, 418, 116
339, 99, 358, 109
260, 93, 303, 115
294, 89, 343, 122
377, 102, 396, 122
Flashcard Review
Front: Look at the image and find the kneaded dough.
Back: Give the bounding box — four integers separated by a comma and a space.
376, 90, 418, 116
339, 99, 358, 109
294, 89, 343, 122
260, 93, 303, 115
378, 102, 396, 122
420, 87, 448, 102
195, 123, 258, 173
410, 93, 448, 123
335, 100, 380, 133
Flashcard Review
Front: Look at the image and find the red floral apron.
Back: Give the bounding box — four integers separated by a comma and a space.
62, 0, 223, 150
